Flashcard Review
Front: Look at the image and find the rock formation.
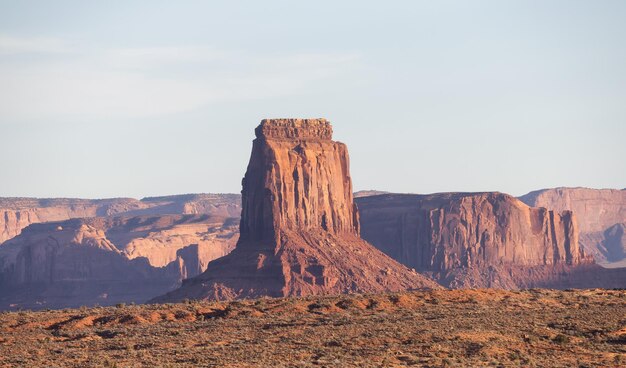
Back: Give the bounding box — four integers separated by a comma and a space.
0, 214, 238, 310
99, 214, 238, 272
356, 192, 626, 289
0, 194, 241, 245
519, 188, 626, 266
586, 223, 625, 266
153, 119, 439, 303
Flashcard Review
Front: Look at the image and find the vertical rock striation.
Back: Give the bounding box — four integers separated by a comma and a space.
355, 192, 620, 289
239, 118, 359, 245
153, 119, 439, 303
358, 193, 588, 271
519, 188, 625, 234
519, 187, 626, 266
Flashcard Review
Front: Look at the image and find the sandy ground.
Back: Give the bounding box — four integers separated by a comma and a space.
0, 289, 624, 367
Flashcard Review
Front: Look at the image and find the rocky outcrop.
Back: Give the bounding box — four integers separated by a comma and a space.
355, 192, 623, 289
153, 119, 439, 303
0, 194, 241, 245
519, 188, 626, 266
0, 214, 238, 310
239, 119, 359, 244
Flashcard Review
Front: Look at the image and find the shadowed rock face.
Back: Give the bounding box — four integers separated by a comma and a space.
153, 119, 439, 303
355, 192, 626, 289
0, 214, 238, 310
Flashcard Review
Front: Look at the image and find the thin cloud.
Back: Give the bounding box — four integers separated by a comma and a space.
0, 36, 361, 121
0, 34, 69, 55
98, 46, 229, 70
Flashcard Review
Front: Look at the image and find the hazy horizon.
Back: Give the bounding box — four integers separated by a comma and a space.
1, 186, 625, 202
1, 1, 625, 199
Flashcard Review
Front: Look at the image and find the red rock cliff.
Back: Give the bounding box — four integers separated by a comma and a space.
519, 188, 626, 266
240, 118, 359, 246
356, 193, 607, 289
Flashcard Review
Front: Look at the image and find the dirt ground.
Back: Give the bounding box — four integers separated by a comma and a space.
0, 289, 624, 367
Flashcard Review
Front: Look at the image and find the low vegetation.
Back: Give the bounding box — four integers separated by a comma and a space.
0, 289, 624, 367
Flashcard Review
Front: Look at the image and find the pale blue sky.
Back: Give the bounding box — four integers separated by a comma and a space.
0, 1, 624, 199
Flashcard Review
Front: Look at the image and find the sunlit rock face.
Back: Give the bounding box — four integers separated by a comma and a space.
358, 192, 587, 271
239, 118, 359, 246
0, 194, 241, 245
519, 188, 626, 266
357, 192, 626, 289
153, 119, 440, 303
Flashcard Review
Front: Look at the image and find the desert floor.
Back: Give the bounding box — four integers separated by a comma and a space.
0, 289, 624, 367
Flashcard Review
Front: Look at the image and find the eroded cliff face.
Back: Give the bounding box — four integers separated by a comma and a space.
98, 214, 239, 270
153, 119, 439, 303
239, 118, 359, 246
519, 188, 625, 233
0, 194, 241, 245
519, 188, 626, 266
356, 193, 608, 289
0, 199, 131, 245
0, 214, 238, 310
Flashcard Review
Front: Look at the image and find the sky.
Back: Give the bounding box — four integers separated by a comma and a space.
0, 1, 624, 199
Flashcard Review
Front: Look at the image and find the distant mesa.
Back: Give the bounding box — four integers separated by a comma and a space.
357, 191, 626, 289
152, 119, 439, 303
0, 194, 240, 245
0, 197, 240, 310
519, 187, 626, 267
354, 190, 390, 198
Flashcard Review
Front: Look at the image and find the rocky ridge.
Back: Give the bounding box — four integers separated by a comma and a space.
0, 194, 240, 245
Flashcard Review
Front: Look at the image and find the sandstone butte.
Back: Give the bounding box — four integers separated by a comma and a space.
356, 192, 626, 289
153, 119, 440, 303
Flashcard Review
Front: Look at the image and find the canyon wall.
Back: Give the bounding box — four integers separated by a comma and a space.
0, 214, 238, 310
357, 193, 588, 271
355, 192, 623, 289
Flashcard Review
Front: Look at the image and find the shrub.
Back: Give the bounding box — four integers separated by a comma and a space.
553, 334, 570, 344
